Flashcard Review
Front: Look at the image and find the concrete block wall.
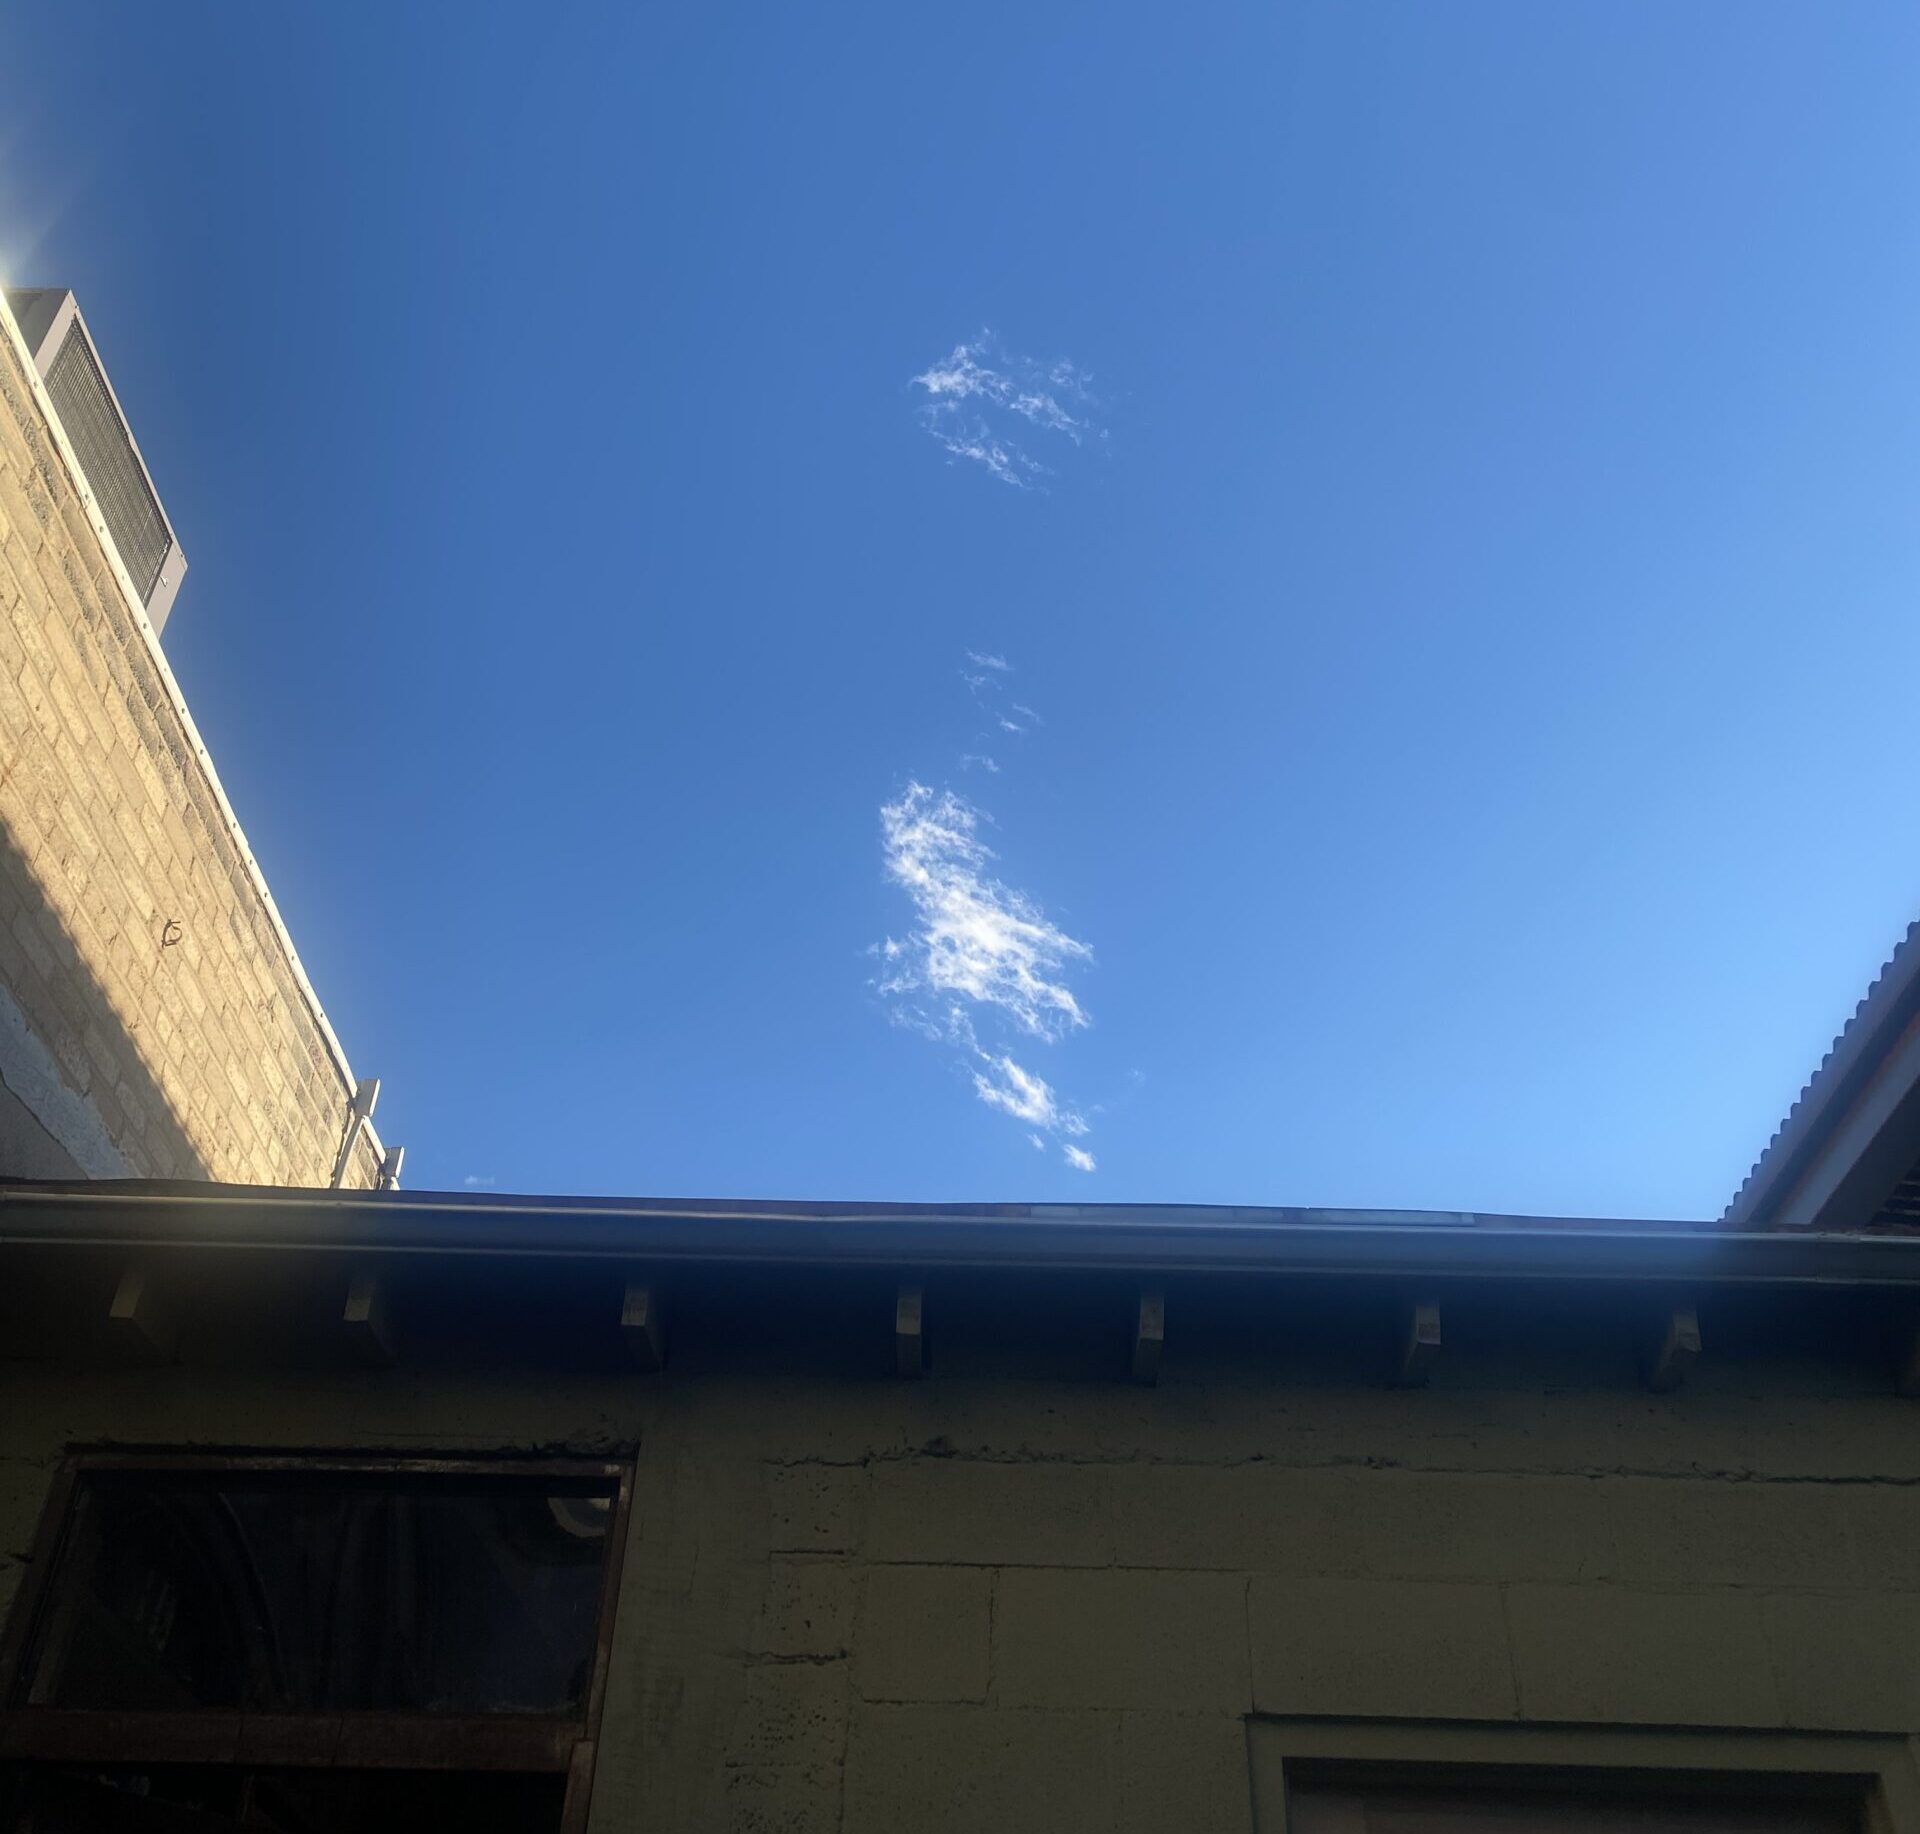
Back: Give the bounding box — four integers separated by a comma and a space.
6, 1350, 1918, 1833
0, 293, 381, 1186
603, 1363, 1920, 1833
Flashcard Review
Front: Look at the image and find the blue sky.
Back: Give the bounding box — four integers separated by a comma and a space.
3, 4, 1917, 1215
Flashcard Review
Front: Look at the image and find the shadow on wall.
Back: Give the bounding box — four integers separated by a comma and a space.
0, 814, 210, 1181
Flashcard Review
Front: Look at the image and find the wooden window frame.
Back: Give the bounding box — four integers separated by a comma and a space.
0, 1452, 635, 1834
1249, 1721, 1920, 1834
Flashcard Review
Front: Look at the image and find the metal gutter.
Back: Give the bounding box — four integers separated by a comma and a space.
3, 1184, 1919, 1288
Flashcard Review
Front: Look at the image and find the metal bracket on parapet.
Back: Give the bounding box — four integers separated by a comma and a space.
328, 1078, 380, 1188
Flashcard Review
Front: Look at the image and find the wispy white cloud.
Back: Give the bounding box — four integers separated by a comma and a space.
876, 781, 1096, 1161
914, 337, 1097, 441
929, 427, 1048, 488
972, 1053, 1062, 1127
912, 332, 1106, 489
463, 1174, 495, 1188
962, 654, 1042, 748
878, 783, 1090, 1040
873, 648, 1106, 1171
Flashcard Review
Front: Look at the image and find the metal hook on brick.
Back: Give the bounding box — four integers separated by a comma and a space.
328, 1078, 380, 1188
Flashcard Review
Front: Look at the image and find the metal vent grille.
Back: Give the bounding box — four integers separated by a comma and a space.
44, 324, 172, 603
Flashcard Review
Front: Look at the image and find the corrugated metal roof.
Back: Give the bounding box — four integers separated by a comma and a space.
1723, 921, 1920, 1230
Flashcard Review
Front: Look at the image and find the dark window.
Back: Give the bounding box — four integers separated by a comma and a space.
0, 1459, 630, 1834
2, 1763, 567, 1832
19, 1469, 614, 1715
1287, 1783, 1859, 1834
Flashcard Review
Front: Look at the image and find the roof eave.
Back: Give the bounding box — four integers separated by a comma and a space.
3, 1184, 1920, 1290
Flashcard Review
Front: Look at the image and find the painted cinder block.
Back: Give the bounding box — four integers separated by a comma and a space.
843, 1705, 1117, 1834
854, 1565, 991, 1704
866, 1457, 1114, 1568
1760, 1591, 1920, 1732
1249, 1577, 1517, 1720
1505, 1584, 1780, 1726
1107, 1462, 1353, 1574
745, 1559, 859, 1661
1112, 1465, 1620, 1586
1842, 1485, 1920, 1592
723, 1659, 851, 1771
719, 1761, 844, 1834
1605, 1476, 1865, 1591
1117, 1712, 1253, 1834
994, 1568, 1251, 1713
767, 1462, 868, 1555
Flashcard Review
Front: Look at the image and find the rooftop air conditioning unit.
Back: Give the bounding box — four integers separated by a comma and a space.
5, 287, 187, 633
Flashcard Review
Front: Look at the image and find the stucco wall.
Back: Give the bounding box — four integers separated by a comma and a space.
3, 1340, 1918, 1832
0, 294, 382, 1186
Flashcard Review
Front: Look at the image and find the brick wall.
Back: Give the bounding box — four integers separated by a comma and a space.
0, 294, 382, 1186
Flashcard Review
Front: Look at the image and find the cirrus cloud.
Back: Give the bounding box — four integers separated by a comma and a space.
911, 332, 1107, 489
877, 783, 1090, 1042
876, 780, 1097, 1161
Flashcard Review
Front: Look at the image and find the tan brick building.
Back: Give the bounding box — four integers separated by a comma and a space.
0, 287, 391, 1188
1, 922, 1919, 1832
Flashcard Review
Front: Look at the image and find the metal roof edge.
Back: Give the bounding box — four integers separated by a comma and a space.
1723, 920, 1920, 1230
2, 1182, 1916, 1287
